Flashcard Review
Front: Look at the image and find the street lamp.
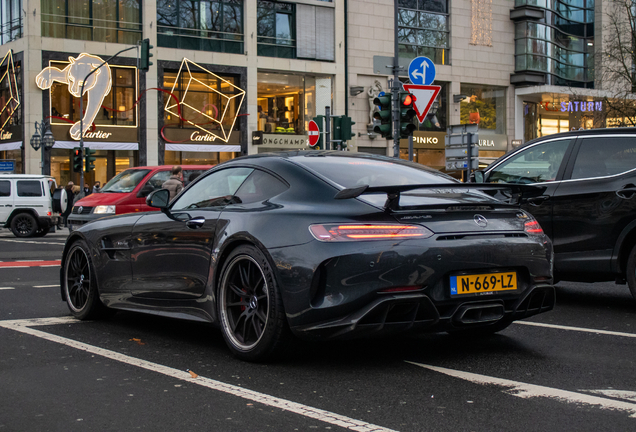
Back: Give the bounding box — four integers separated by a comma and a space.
30, 120, 55, 174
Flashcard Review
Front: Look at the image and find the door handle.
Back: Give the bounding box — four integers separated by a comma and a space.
185, 216, 205, 229
616, 187, 636, 199
527, 195, 549, 206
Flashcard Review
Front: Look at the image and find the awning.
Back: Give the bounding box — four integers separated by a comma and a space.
53, 141, 139, 150
165, 144, 241, 152
0, 141, 22, 151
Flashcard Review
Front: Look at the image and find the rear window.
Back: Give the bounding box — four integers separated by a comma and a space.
0, 180, 10, 197
293, 154, 456, 188
17, 180, 43, 197
101, 169, 151, 193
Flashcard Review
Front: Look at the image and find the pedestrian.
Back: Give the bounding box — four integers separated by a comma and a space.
62, 181, 74, 227
84, 182, 91, 196
162, 165, 184, 200
92, 181, 101, 194
72, 185, 82, 204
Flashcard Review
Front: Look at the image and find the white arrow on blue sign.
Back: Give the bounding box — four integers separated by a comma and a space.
408, 56, 436, 85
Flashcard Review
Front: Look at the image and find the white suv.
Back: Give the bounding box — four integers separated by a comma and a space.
0, 174, 67, 237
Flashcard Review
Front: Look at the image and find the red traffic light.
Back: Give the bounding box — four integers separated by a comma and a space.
403, 95, 412, 105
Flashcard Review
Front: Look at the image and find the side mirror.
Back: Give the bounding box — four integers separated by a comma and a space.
147, 189, 170, 209
137, 183, 155, 198
473, 171, 485, 183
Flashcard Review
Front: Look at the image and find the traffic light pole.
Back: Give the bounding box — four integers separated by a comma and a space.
392, 0, 400, 158
78, 45, 138, 195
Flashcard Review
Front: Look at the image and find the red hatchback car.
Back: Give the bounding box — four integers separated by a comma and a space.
67, 165, 211, 231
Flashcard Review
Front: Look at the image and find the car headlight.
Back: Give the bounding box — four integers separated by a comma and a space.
93, 205, 116, 214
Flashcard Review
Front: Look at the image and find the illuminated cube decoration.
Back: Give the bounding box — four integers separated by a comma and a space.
165, 58, 245, 143
0, 50, 20, 131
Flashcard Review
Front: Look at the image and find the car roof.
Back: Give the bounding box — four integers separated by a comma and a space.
124, 165, 213, 171
0, 174, 54, 179
518, 127, 636, 150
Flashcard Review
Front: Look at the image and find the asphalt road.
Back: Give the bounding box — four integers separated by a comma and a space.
1, 228, 635, 431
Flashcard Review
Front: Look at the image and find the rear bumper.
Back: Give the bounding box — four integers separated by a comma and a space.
291, 285, 555, 339
38, 215, 61, 227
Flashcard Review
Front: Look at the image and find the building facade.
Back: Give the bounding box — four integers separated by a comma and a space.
0, 0, 343, 186
0, 0, 632, 183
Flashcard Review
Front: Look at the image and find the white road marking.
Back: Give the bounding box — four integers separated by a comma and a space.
0, 287, 15, 290
583, 390, 636, 403
0, 317, 398, 432
0, 239, 65, 245
33, 284, 60, 288
515, 321, 636, 338
407, 362, 636, 418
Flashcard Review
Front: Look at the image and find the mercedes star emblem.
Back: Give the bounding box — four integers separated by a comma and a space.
474, 214, 488, 228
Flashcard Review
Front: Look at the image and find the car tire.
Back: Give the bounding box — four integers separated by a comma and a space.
626, 245, 636, 301
10, 213, 38, 238
33, 225, 50, 237
218, 245, 289, 362
63, 239, 111, 320
447, 318, 513, 337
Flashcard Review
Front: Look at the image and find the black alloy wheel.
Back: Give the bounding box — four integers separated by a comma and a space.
10, 213, 37, 238
63, 240, 110, 320
218, 245, 288, 362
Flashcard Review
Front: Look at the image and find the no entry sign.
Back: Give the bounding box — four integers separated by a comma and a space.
308, 120, 320, 147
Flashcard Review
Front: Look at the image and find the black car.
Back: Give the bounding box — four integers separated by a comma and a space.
60, 151, 554, 361
475, 128, 636, 300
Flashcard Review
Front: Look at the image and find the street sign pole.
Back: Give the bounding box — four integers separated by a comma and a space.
408, 135, 414, 161
392, 0, 400, 158
325, 106, 331, 151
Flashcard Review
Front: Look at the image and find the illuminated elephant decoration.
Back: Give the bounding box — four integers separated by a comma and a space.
36, 53, 112, 140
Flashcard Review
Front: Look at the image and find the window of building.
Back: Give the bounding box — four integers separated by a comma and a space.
0, 57, 21, 131
459, 84, 506, 135
49, 62, 137, 127
257, 72, 332, 135
397, 0, 449, 65
257, 0, 295, 59
1, 0, 22, 44
157, 0, 244, 53
42, 0, 141, 44
162, 69, 242, 133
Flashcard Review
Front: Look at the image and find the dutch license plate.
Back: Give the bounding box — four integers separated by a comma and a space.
450, 272, 517, 296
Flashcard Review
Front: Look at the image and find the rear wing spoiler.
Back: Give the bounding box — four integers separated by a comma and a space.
334, 183, 546, 211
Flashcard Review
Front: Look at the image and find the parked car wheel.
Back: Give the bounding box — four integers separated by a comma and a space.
63, 240, 111, 320
218, 245, 289, 362
625, 245, 636, 301
11, 213, 38, 238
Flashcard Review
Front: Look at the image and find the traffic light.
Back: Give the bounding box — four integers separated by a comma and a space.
312, 115, 324, 149
332, 116, 342, 142
72, 147, 83, 172
140, 38, 153, 71
373, 93, 392, 139
399, 91, 417, 138
84, 147, 97, 172
340, 116, 355, 141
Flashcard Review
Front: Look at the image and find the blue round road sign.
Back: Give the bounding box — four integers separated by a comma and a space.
408, 57, 436, 85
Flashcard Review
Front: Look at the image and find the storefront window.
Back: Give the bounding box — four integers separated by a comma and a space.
257, 0, 295, 58
49, 63, 137, 127
164, 150, 235, 167
50, 149, 135, 188
399, 148, 445, 169
42, 0, 141, 44
257, 72, 330, 135
157, 0, 244, 53
459, 84, 506, 135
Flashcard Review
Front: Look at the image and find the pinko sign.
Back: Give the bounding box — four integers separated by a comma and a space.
560, 101, 603, 112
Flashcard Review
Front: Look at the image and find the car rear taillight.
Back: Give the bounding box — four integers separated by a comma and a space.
47, 211, 51, 216
524, 220, 543, 235
309, 223, 433, 242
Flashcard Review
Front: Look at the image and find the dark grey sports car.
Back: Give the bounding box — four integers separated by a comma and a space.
60, 151, 555, 361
